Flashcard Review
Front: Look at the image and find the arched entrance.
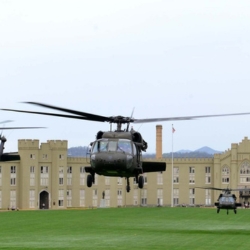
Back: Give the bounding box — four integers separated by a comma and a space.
39, 190, 49, 209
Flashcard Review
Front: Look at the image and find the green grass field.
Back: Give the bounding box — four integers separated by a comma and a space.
0, 207, 249, 250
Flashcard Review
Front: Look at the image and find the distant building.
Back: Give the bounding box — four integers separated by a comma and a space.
0, 130, 250, 210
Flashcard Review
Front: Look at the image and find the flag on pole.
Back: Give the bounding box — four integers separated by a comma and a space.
172, 127, 175, 133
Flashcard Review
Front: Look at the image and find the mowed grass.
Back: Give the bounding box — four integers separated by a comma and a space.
0, 207, 250, 250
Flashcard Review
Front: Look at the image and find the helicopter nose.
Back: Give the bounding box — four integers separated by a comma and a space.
92, 153, 128, 171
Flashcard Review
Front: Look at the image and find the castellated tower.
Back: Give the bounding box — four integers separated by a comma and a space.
17, 139, 68, 209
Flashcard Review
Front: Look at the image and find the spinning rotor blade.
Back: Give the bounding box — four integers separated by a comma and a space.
0, 120, 13, 124
133, 112, 250, 123
2, 102, 250, 124
196, 187, 225, 191
0, 127, 45, 130
2, 102, 113, 123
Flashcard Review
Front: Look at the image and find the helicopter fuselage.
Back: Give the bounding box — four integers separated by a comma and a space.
89, 131, 143, 178
215, 194, 241, 214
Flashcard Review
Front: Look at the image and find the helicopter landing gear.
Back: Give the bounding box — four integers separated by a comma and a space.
138, 175, 144, 189
87, 174, 95, 187
126, 178, 130, 193
234, 209, 237, 214
217, 208, 220, 213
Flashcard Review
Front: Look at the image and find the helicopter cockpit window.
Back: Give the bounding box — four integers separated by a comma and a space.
92, 139, 109, 153
221, 197, 234, 203
92, 139, 132, 154
117, 139, 132, 154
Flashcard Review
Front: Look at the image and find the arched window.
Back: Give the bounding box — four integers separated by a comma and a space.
240, 161, 250, 183
222, 165, 230, 183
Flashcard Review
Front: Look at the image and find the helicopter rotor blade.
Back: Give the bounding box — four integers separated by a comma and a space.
133, 112, 250, 123
195, 187, 226, 191
0, 120, 14, 124
2, 102, 113, 123
25, 102, 112, 122
2, 102, 250, 125
1, 109, 108, 122
0, 127, 46, 130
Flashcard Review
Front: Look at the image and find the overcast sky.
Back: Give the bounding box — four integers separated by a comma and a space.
1, 0, 250, 154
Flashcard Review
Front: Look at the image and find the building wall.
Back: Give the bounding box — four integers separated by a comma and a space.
1, 137, 250, 210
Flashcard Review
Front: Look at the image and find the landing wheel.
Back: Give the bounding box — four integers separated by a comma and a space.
217, 208, 220, 213
87, 174, 93, 187
126, 178, 130, 193
138, 176, 144, 189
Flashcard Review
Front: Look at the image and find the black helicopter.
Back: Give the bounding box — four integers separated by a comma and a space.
196, 187, 248, 214
3, 102, 250, 192
0, 120, 44, 161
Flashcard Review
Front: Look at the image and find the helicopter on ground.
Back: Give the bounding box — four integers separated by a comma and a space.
0, 120, 44, 161
196, 187, 249, 214
3, 102, 250, 192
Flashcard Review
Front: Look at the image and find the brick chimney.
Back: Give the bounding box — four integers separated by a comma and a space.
156, 125, 162, 159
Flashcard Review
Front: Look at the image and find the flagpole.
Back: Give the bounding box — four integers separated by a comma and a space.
171, 124, 174, 207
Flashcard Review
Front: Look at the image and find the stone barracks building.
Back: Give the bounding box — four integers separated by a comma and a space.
1, 125, 250, 210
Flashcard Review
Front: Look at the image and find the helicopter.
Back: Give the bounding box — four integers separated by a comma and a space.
0, 120, 44, 161
2, 102, 250, 192
196, 187, 250, 214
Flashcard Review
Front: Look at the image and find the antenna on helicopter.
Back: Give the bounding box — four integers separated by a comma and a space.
126, 107, 135, 132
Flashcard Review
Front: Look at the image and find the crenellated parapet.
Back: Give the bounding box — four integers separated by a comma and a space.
46, 140, 68, 150
18, 139, 39, 150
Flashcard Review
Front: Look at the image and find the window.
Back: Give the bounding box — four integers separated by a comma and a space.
29, 190, 35, 208
105, 177, 110, 185
133, 189, 138, 205
157, 189, 163, 206
240, 161, 250, 183
141, 189, 147, 206
40, 166, 49, 186
80, 189, 85, 207
10, 178, 16, 186
189, 167, 195, 174
157, 172, 163, 184
205, 166, 210, 173
189, 167, 195, 184
67, 190, 72, 207
173, 167, 179, 183
117, 177, 122, 185
42, 154, 48, 159
205, 166, 211, 184
222, 166, 230, 183
59, 178, 64, 185
173, 188, 179, 206
67, 166, 72, 173
11, 166, 16, 174
59, 154, 64, 159
189, 189, 195, 205
58, 189, 64, 207
205, 189, 211, 205
30, 166, 35, 186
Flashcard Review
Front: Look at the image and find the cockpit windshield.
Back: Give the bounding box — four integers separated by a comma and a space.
92, 139, 133, 154
221, 197, 234, 203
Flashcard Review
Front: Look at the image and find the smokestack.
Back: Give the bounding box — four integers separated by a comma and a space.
156, 125, 162, 159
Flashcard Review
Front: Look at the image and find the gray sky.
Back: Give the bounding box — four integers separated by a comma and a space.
1, 0, 250, 154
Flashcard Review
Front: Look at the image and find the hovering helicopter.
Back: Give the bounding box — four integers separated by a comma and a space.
2, 102, 250, 192
0, 120, 44, 161
196, 187, 249, 214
